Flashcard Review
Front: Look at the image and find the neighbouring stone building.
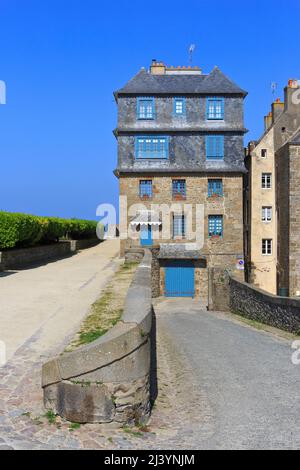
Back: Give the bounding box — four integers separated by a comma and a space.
245, 79, 300, 296
114, 60, 247, 303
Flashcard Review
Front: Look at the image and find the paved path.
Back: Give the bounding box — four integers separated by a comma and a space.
153, 299, 300, 450
0, 289, 299, 449
0, 240, 120, 361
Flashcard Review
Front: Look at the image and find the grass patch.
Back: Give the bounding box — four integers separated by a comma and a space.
44, 409, 57, 425
65, 261, 138, 350
69, 422, 81, 431
122, 425, 144, 438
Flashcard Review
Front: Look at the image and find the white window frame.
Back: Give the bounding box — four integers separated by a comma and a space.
262, 173, 272, 189
262, 206, 272, 223
262, 239, 272, 255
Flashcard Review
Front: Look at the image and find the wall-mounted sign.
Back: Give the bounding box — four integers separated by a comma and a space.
236, 258, 245, 270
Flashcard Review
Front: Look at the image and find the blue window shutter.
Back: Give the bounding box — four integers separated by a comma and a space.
206, 97, 224, 120
174, 98, 186, 115
208, 215, 223, 237
137, 97, 155, 120
135, 136, 169, 159
206, 136, 224, 160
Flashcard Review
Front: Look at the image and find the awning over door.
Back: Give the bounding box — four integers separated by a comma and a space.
130, 210, 161, 227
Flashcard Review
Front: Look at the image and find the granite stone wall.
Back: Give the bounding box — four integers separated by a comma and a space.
0, 242, 72, 271
229, 276, 300, 333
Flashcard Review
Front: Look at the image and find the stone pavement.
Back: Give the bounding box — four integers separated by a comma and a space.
1, 293, 300, 449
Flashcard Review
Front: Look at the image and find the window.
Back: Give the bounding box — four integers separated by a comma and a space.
261, 149, 267, 158
262, 173, 272, 189
137, 97, 155, 120
173, 98, 186, 116
172, 179, 186, 198
262, 206, 272, 222
173, 214, 185, 238
206, 136, 224, 160
208, 215, 223, 237
262, 239, 272, 255
208, 179, 223, 197
139, 180, 152, 198
206, 97, 224, 120
135, 136, 169, 159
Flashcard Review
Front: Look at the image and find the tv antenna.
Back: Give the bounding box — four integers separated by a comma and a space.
189, 44, 196, 66
271, 82, 277, 100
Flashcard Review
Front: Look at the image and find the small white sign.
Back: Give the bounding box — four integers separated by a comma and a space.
236, 259, 245, 270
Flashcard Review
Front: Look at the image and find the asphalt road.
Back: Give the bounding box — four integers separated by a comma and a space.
155, 299, 300, 450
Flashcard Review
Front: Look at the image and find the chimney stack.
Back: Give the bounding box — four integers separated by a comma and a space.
271, 98, 284, 123
284, 79, 300, 113
150, 59, 166, 75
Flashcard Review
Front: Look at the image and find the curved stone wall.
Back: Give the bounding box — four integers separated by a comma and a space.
42, 250, 152, 424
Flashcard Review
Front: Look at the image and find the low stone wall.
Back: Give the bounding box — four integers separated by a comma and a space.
0, 239, 101, 271
124, 248, 145, 263
229, 277, 300, 333
42, 251, 153, 425
67, 238, 100, 252
0, 242, 71, 271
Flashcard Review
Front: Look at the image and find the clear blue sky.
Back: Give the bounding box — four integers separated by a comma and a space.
0, 0, 299, 220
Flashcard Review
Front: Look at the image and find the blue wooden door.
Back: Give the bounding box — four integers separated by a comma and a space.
165, 260, 195, 297
140, 225, 152, 246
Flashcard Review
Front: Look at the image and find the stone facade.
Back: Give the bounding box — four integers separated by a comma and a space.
114, 61, 247, 301
245, 80, 300, 296
277, 140, 300, 296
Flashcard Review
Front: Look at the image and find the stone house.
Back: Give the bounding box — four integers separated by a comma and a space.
245, 79, 300, 296
114, 60, 247, 303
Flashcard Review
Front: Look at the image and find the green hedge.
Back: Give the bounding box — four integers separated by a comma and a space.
0, 212, 99, 250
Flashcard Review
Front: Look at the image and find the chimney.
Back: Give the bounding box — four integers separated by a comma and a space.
150, 59, 166, 75
271, 98, 284, 123
284, 78, 300, 113
264, 111, 273, 131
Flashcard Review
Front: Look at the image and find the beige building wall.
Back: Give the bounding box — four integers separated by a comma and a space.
249, 128, 277, 294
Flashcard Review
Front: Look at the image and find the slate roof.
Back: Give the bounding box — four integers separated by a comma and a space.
157, 243, 206, 260
290, 129, 300, 145
115, 66, 247, 97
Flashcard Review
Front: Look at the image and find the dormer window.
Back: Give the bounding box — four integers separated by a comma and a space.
137, 97, 155, 120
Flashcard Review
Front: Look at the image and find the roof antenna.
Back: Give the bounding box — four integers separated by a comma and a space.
189, 44, 196, 66
271, 82, 277, 101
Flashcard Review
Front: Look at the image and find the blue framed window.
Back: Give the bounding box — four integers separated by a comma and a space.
173, 214, 185, 238
139, 180, 152, 198
208, 215, 223, 237
135, 136, 169, 159
206, 97, 224, 120
172, 179, 186, 198
206, 135, 224, 160
137, 97, 155, 120
173, 98, 186, 116
208, 179, 223, 197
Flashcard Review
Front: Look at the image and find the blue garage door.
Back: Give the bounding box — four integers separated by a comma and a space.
165, 260, 195, 297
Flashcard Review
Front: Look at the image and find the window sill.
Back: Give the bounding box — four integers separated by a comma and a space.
137, 117, 155, 121
208, 194, 223, 199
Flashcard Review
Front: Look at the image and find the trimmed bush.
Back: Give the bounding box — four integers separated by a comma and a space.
0, 211, 99, 250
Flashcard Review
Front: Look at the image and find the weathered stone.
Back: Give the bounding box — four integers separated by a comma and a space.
46, 381, 115, 424
229, 276, 300, 333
